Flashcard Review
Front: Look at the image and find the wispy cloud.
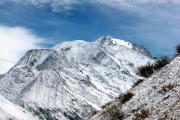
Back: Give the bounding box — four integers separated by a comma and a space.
0, 25, 44, 74
0, 0, 180, 12
0, 0, 179, 58
2, 0, 180, 12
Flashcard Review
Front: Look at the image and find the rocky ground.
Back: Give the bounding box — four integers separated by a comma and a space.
91, 56, 180, 120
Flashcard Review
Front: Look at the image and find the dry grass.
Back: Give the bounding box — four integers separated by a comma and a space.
158, 84, 175, 94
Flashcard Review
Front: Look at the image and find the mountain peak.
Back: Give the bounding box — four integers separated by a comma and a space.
99, 36, 133, 49
0, 36, 154, 120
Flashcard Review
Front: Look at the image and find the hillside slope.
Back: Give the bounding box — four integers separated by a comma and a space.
91, 56, 180, 120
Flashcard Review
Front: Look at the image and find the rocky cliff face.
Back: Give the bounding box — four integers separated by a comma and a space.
0, 36, 153, 120
91, 56, 180, 120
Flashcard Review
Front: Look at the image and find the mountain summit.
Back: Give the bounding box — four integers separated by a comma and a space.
0, 37, 153, 120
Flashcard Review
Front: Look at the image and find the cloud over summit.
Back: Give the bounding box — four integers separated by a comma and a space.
0, 0, 179, 73
0, 25, 43, 74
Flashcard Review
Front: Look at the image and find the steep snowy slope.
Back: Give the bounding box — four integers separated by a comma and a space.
0, 94, 37, 120
0, 36, 153, 120
91, 56, 180, 120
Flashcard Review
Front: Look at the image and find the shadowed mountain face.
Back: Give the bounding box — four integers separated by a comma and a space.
0, 36, 153, 120
91, 56, 180, 120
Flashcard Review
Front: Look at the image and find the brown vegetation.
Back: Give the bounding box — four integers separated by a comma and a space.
133, 109, 150, 120
120, 92, 134, 104
176, 44, 180, 56
138, 57, 170, 78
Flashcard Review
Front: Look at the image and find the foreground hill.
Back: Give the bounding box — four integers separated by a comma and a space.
0, 36, 153, 120
91, 56, 180, 120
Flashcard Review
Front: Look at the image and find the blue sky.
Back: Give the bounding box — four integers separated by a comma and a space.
0, 0, 180, 73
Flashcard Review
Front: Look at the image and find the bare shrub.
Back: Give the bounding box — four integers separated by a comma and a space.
176, 44, 180, 56
138, 57, 170, 78
133, 109, 150, 120
117, 91, 134, 104
105, 105, 124, 120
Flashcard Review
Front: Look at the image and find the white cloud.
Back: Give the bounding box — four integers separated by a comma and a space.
88, 0, 180, 12
0, 25, 44, 74
3, 0, 180, 11
7, 0, 80, 11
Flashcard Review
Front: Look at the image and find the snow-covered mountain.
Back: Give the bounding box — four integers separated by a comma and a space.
91, 55, 180, 120
0, 36, 153, 120
0, 94, 37, 120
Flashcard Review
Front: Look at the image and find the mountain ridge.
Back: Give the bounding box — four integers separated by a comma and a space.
0, 36, 153, 120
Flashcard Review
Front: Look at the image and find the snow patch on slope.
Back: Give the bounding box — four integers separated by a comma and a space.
0, 94, 37, 120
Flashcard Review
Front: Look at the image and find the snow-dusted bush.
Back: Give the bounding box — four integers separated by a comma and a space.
138, 57, 170, 78
176, 44, 180, 56
120, 92, 134, 104
138, 64, 154, 78
133, 109, 150, 120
